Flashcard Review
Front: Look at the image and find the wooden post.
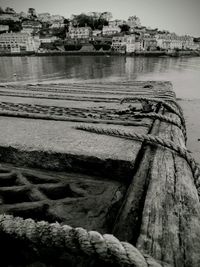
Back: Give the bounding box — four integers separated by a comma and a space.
113, 92, 200, 266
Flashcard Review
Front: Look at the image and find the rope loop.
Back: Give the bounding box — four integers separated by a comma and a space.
120, 97, 185, 129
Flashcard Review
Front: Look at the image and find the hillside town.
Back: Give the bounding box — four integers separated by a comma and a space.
0, 6, 200, 55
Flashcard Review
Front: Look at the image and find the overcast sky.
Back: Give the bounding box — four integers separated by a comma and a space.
1, 0, 200, 36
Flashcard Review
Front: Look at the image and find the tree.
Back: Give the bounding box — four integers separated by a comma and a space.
28, 8, 37, 18
100, 12, 112, 21
19, 11, 28, 19
63, 19, 70, 32
0, 6, 4, 14
9, 21, 22, 32
119, 24, 130, 33
51, 27, 66, 39
5, 7, 15, 14
71, 12, 111, 30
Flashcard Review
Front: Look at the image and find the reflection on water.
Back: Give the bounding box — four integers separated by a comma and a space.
0, 56, 200, 99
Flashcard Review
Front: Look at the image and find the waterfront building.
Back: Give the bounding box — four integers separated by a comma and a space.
143, 35, 157, 51
155, 34, 171, 50
111, 36, 127, 53
155, 33, 194, 50
169, 35, 183, 50
102, 25, 121, 36
181, 36, 198, 50
67, 26, 92, 39
0, 25, 9, 33
135, 40, 144, 51
194, 39, 200, 50
126, 35, 136, 53
22, 20, 42, 34
0, 32, 40, 53
127, 16, 141, 28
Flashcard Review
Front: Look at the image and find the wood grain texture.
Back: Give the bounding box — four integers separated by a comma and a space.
136, 110, 200, 266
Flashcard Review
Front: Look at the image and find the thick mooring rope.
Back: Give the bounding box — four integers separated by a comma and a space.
0, 214, 164, 267
120, 96, 185, 128
134, 112, 187, 142
75, 125, 200, 184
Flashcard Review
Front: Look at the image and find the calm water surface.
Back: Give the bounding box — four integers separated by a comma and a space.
0, 55, 200, 161
0, 55, 200, 99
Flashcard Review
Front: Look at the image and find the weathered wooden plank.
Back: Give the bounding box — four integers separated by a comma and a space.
112, 111, 162, 243
136, 110, 200, 266
112, 84, 200, 266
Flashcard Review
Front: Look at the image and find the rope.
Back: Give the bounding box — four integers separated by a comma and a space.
0, 214, 164, 267
134, 113, 187, 142
75, 125, 200, 184
120, 97, 185, 129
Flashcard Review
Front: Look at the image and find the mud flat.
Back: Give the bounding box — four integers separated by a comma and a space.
0, 81, 200, 267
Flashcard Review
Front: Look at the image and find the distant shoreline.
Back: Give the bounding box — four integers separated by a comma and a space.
0, 50, 199, 57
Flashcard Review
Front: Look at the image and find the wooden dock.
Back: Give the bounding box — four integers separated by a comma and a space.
0, 81, 200, 267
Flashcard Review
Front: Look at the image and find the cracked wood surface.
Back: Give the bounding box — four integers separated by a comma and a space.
136, 109, 200, 266
112, 98, 200, 266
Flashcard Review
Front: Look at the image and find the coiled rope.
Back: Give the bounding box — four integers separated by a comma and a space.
120, 97, 185, 129
75, 125, 200, 185
0, 214, 164, 267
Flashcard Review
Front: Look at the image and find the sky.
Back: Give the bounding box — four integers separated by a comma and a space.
1, 0, 200, 37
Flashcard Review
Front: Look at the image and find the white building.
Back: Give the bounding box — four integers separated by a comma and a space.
142, 34, 157, 51
92, 30, 102, 37
50, 22, 65, 29
112, 36, 127, 52
38, 13, 51, 22
0, 32, 40, 53
102, 25, 121, 36
156, 34, 171, 50
135, 40, 144, 51
170, 39, 183, 50
22, 20, 42, 34
51, 15, 64, 22
182, 36, 198, 50
109, 20, 127, 27
67, 26, 92, 39
0, 25, 9, 33
126, 35, 136, 53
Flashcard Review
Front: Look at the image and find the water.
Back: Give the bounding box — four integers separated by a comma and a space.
0, 55, 200, 161
1, 56, 200, 99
